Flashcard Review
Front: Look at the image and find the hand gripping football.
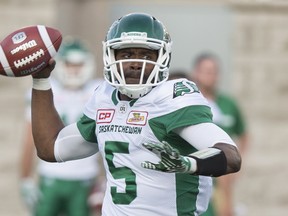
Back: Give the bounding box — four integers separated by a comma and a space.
0, 25, 62, 77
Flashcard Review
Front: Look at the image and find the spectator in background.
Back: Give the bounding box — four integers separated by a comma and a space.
19, 38, 105, 216
191, 53, 249, 216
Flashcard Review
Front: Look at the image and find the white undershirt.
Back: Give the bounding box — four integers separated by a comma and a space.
54, 123, 98, 162
175, 122, 236, 150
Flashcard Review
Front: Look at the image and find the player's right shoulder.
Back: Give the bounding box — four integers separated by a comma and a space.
92, 80, 113, 96
83, 81, 115, 119
85, 79, 105, 91
84, 81, 113, 107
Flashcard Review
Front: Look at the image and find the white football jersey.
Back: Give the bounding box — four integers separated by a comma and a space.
77, 79, 213, 215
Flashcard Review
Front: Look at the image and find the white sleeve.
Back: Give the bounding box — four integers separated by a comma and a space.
175, 122, 236, 150
54, 123, 99, 162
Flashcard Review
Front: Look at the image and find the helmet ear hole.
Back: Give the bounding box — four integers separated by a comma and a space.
53, 37, 95, 88
103, 13, 172, 99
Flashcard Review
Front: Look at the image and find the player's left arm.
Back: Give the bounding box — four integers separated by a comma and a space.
180, 123, 242, 175
142, 123, 241, 177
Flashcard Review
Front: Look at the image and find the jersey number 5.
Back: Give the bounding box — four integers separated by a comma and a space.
105, 141, 137, 204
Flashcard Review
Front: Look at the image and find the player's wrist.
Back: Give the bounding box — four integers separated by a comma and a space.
32, 78, 51, 90
187, 147, 227, 177
182, 156, 197, 173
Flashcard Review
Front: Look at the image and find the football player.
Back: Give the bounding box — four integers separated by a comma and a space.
30, 13, 241, 215
20, 38, 104, 216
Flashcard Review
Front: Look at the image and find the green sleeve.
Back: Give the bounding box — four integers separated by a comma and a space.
76, 114, 97, 143
149, 105, 213, 142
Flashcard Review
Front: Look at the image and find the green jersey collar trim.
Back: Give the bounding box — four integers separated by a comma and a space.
111, 89, 138, 107
129, 99, 138, 107
112, 89, 118, 105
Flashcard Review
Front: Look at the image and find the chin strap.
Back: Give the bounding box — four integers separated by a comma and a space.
188, 147, 227, 177
119, 86, 152, 99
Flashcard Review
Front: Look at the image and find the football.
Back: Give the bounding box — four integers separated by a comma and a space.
0, 25, 62, 77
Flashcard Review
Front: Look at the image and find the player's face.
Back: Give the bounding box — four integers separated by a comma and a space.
114, 48, 158, 84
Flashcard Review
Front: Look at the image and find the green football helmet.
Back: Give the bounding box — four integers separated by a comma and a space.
103, 13, 172, 98
54, 37, 95, 88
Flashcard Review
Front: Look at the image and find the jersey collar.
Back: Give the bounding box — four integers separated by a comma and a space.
111, 89, 138, 107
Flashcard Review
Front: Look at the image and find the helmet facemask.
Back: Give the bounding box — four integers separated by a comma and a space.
103, 13, 172, 99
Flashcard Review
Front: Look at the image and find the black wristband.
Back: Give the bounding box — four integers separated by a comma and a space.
188, 148, 227, 177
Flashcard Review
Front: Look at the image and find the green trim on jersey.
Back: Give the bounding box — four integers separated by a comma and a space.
174, 139, 200, 215
129, 98, 138, 107
149, 105, 212, 141
111, 89, 138, 107
149, 104, 212, 215
77, 115, 97, 143
176, 174, 200, 215
112, 89, 118, 105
